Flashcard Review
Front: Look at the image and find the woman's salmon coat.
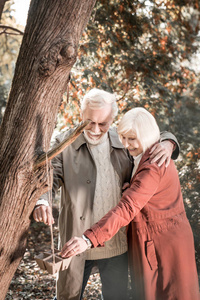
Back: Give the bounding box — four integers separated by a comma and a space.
84, 146, 200, 300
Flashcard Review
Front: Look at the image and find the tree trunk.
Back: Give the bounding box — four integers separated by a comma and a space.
0, 0, 96, 298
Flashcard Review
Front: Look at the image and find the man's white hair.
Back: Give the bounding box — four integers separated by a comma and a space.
117, 107, 160, 153
81, 88, 118, 118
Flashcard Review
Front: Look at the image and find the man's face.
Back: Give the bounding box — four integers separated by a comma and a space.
82, 104, 114, 145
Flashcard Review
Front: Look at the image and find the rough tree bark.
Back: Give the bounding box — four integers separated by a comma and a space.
0, 1, 24, 35
0, 0, 96, 298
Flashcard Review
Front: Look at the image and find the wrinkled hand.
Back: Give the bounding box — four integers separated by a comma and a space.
33, 205, 54, 226
149, 140, 174, 167
60, 237, 88, 258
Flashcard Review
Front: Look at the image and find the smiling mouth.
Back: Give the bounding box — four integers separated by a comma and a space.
88, 132, 101, 139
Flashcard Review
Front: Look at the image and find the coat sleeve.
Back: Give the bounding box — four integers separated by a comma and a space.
160, 131, 180, 160
84, 163, 161, 247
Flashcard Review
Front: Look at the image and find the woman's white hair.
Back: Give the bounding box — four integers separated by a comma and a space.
117, 107, 160, 153
81, 88, 118, 118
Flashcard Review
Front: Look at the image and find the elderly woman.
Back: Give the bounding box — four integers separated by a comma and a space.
61, 107, 199, 300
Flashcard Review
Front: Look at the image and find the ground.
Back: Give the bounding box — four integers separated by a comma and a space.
5, 206, 105, 300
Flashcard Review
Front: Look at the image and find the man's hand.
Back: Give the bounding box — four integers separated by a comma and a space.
33, 205, 54, 226
149, 140, 174, 167
60, 237, 88, 258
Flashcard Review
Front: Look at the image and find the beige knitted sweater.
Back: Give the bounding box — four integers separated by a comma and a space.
85, 134, 127, 260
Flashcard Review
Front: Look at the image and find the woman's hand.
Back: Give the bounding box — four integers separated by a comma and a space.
149, 140, 174, 167
122, 182, 130, 190
60, 237, 88, 258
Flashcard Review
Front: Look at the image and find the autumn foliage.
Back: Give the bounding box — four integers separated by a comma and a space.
0, 0, 199, 276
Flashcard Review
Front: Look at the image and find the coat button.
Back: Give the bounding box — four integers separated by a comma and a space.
80, 216, 85, 221
87, 180, 91, 184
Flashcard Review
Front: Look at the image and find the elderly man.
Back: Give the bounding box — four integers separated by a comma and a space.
33, 88, 179, 300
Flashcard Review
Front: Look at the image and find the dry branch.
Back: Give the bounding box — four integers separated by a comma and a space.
0, 24, 24, 35
34, 119, 90, 170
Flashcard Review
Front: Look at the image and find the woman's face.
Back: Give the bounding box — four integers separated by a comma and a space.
121, 131, 143, 157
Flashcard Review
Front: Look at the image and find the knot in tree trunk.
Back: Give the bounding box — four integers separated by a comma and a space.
38, 36, 76, 77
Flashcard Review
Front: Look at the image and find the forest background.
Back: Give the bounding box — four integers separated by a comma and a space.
0, 0, 199, 299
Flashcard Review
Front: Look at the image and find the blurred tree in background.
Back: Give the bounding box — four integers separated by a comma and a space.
0, 0, 23, 123
1, 0, 199, 274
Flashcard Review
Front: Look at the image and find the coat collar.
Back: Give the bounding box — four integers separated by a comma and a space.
136, 142, 159, 170
73, 127, 124, 151
73, 132, 87, 150
130, 144, 157, 183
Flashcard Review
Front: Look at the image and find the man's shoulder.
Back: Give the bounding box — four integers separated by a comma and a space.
108, 126, 117, 134
54, 127, 87, 152
108, 126, 118, 139
108, 127, 125, 149
54, 128, 75, 143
